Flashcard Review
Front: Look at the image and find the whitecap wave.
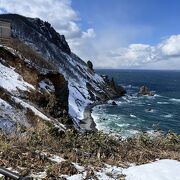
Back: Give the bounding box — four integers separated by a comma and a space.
157, 102, 169, 104
122, 96, 133, 103
115, 101, 123, 105
130, 114, 136, 118
170, 98, 180, 102
162, 114, 173, 118
123, 84, 138, 89
125, 129, 140, 137
115, 123, 130, 127
91, 113, 99, 121
154, 94, 163, 97
146, 130, 162, 137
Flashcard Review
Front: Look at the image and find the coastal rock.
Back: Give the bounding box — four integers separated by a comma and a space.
139, 86, 154, 96
87, 60, 94, 71
101, 75, 126, 97
112, 101, 117, 105
116, 85, 127, 96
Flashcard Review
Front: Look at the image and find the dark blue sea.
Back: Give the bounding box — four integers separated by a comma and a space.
92, 69, 180, 137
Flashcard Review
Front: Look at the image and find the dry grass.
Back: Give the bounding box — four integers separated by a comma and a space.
46, 161, 78, 178
0, 121, 180, 177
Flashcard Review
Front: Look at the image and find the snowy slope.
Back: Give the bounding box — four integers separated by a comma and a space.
0, 58, 35, 130
0, 59, 35, 94
0, 46, 67, 132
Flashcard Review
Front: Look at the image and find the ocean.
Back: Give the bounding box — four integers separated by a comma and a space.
92, 69, 180, 137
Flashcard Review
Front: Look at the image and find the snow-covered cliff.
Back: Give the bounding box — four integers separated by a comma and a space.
0, 45, 68, 133
0, 14, 125, 130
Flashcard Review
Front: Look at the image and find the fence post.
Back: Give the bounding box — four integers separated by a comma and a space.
0, 167, 33, 180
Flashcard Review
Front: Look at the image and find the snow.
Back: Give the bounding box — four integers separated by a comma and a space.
72, 163, 85, 172
13, 97, 51, 121
123, 159, 180, 180
0, 98, 12, 109
31, 171, 47, 179
68, 82, 90, 121
1, 156, 179, 180
63, 159, 180, 180
65, 174, 86, 180
0, 98, 31, 129
12, 97, 66, 130
0, 62, 35, 93
68, 72, 104, 121
56, 51, 105, 125
1, 16, 110, 129
48, 155, 65, 163
39, 79, 55, 92
0, 45, 17, 56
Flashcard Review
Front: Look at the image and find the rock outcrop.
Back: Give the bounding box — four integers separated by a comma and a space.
101, 75, 126, 97
87, 60, 94, 72
139, 86, 154, 96
112, 101, 117, 105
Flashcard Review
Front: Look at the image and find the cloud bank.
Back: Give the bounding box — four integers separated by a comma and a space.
0, 0, 180, 69
96, 34, 180, 68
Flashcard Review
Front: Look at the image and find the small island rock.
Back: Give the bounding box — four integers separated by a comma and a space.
139, 86, 154, 96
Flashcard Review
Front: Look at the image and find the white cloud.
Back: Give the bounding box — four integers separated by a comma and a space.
92, 34, 180, 69
0, 0, 180, 69
159, 35, 180, 57
0, 0, 95, 46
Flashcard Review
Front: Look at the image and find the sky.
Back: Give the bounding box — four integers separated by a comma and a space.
0, 0, 180, 69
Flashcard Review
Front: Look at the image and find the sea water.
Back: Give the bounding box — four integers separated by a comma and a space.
92, 69, 180, 137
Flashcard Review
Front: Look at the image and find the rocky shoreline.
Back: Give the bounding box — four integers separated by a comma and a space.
80, 103, 100, 131
80, 99, 118, 131
80, 84, 156, 132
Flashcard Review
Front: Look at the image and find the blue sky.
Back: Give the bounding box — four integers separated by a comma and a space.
72, 0, 180, 45
1, 0, 180, 69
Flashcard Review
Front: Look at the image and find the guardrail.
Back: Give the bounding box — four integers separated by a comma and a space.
0, 167, 32, 180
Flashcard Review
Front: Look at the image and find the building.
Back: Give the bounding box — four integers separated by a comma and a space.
0, 20, 11, 45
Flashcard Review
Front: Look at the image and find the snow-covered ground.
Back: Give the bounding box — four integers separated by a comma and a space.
39, 79, 55, 93
0, 61, 35, 94
63, 159, 180, 180
0, 145, 179, 180
30, 158, 180, 179
123, 159, 180, 180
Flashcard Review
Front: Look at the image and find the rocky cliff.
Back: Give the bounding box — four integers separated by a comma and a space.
0, 45, 69, 133
0, 14, 125, 131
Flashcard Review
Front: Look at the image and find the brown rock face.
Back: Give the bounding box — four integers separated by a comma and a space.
39, 72, 69, 118
87, 60, 94, 71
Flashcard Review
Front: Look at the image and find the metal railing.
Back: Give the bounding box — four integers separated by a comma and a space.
0, 167, 32, 180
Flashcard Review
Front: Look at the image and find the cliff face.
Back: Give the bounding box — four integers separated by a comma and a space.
0, 14, 125, 130
0, 45, 69, 133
